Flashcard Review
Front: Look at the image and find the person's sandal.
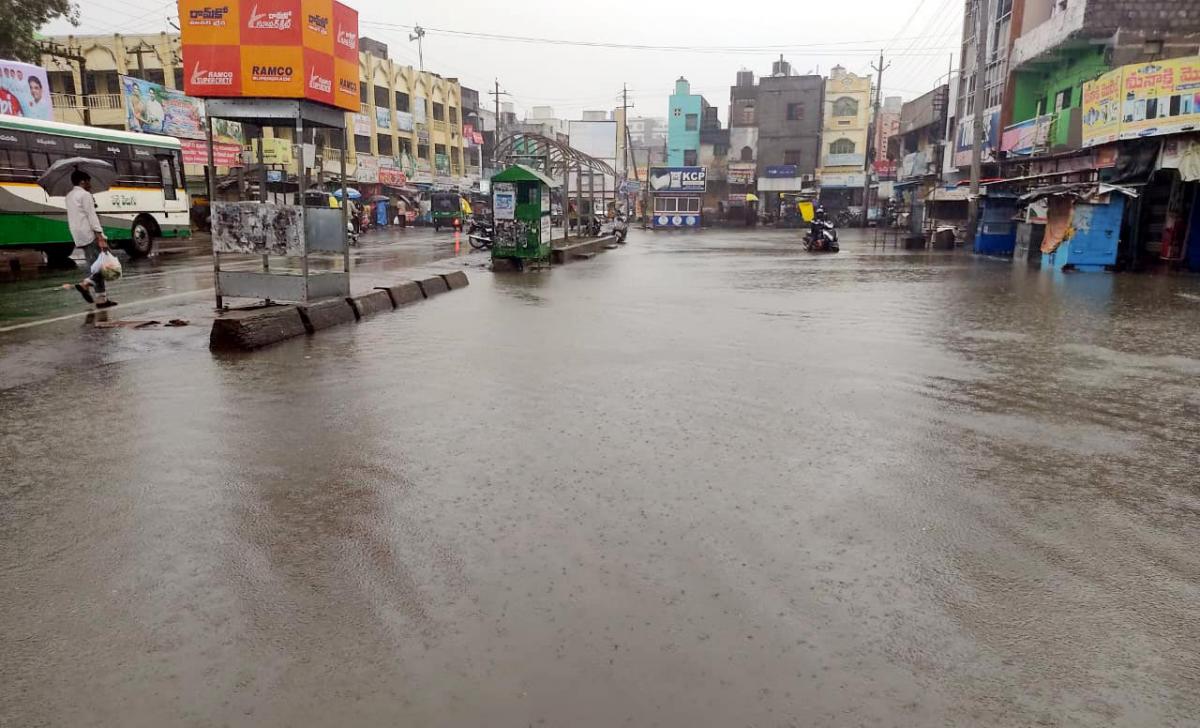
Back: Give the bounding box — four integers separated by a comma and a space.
74, 283, 94, 304
95, 300, 118, 309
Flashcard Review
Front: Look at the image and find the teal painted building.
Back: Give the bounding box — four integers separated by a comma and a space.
667, 77, 708, 167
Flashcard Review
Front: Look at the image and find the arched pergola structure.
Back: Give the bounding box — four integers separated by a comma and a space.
492, 132, 617, 240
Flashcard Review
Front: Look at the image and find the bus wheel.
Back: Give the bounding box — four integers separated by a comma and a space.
127, 217, 155, 258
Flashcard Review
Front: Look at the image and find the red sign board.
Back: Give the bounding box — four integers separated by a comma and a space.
378, 167, 407, 187
181, 139, 244, 166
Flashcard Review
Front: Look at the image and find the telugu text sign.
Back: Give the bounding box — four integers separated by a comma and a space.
1081, 67, 1123, 147
1119, 57, 1200, 140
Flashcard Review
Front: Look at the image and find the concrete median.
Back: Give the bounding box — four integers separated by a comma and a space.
298, 298, 357, 332
376, 281, 424, 306
210, 305, 307, 351
417, 276, 449, 297
439, 271, 470, 290
348, 289, 395, 318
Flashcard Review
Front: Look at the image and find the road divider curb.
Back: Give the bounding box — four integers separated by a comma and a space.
210, 273, 469, 351
210, 305, 307, 350
417, 276, 450, 297
298, 298, 356, 332
348, 290, 394, 319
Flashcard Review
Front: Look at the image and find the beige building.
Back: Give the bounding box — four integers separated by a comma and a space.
818, 65, 872, 210
39, 34, 471, 189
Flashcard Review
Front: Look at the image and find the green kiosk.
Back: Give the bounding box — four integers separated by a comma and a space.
490, 165, 559, 267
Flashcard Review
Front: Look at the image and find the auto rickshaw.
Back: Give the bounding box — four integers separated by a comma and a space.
430, 191, 464, 231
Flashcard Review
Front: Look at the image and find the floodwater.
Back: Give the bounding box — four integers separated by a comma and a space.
2, 228, 1199, 727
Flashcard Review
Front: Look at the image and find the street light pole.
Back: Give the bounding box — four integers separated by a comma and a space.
967, 0, 991, 248
408, 25, 425, 72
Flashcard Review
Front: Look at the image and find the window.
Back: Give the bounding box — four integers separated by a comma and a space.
377, 133, 392, 156
683, 149, 697, 166
654, 196, 677, 213
433, 102, 445, 121
397, 138, 412, 155
354, 135, 371, 154
784, 149, 803, 165
832, 97, 858, 117
830, 139, 855, 154
172, 68, 183, 91
449, 107, 458, 124
685, 114, 698, 131
0, 148, 32, 183
396, 92, 409, 112
359, 83, 368, 103
1054, 87, 1072, 112
143, 69, 165, 86
374, 85, 390, 109
714, 143, 729, 157
787, 103, 805, 120
418, 143, 429, 159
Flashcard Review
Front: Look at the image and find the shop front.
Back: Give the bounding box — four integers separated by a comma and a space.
648, 166, 706, 229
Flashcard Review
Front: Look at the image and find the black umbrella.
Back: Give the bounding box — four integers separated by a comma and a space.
37, 157, 117, 197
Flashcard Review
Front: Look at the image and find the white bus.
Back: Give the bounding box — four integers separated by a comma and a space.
0, 114, 189, 262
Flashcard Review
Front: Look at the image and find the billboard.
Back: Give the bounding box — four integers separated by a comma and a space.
1081, 68, 1123, 147
122, 75, 205, 138
181, 0, 358, 111
0, 60, 52, 120
568, 120, 617, 162
1119, 57, 1200, 140
953, 106, 1000, 167
648, 166, 706, 193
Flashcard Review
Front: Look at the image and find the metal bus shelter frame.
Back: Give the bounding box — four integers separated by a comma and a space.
205, 98, 350, 309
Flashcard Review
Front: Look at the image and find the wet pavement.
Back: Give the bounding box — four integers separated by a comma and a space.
2, 227, 1200, 727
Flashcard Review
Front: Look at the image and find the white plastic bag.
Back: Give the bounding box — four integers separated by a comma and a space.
90, 250, 122, 281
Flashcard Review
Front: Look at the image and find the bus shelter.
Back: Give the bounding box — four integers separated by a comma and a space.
490, 164, 559, 266
205, 99, 350, 308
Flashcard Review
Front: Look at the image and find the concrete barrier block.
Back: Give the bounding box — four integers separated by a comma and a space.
439, 271, 470, 290
348, 289, 394, 318
298, 298, 356, 332
417, 276, 449, 297
377, 281, 424, 306
210, 306, 306, 350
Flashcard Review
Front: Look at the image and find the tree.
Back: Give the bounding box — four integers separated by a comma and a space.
0, 0, 78, 63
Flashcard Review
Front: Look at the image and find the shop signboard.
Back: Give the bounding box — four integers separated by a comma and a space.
764, 164, 798, 178
251, 136, 294, 164
395, 110, 414, 131
180, 0, 358, 111
0, 60, 53, 120
1081, 68, 1123, 147
352, 112, 371, 135
819, 172, 865, 188
181, 138, 244, 166
355, 153, 379, 182
412, 97, 427, 124
1001, 114, 1052, 155
953, 106, 1000, 167
375, 105, 391, 129
648, 166, 706, 192
1119, 57, 1200, 140
727, 163, 755, 184
378, 167, 406, 186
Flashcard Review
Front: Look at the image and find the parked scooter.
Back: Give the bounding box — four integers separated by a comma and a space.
600, 214, 629, 243
803, 208, 839, 252
467, 216, 494, 250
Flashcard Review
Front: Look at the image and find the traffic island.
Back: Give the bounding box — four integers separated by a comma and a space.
551, 235, 617, 265
209, 272, 470, 351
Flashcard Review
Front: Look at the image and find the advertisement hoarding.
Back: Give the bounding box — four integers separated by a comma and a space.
378, 167, 406, 186
1081, 68, 1123, 147
1119, 57, 1200, 140
0, 60, 52, 120
953, 107, 1000, 167
648, 166, 706, 193
1001, 114, 1053, 155
354, 153, 378, 182
180, 0, 358, 111
568, 120, 617, 162
181, 138, 244, 166
396, 110, 414, 131
764, 164, 798, 178
122, 75, 205, 139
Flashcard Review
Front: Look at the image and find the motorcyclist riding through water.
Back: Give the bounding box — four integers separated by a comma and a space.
804, 205, 840, 252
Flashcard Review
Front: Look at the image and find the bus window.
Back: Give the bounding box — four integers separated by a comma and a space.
29, 152, 50, 173
158, 157, 177, 200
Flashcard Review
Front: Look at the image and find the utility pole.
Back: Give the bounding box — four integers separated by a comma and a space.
408, 25, 425, 71
967, 0, 991, 248
862, 51, 889, 228
37, 40, 91, 126
126, 41, 156, 80
489, 79, 509, 167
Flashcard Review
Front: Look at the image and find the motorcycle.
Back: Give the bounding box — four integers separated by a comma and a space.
600, 214, 629, 243
803, 218, 840, 253
467, 217, 494, 250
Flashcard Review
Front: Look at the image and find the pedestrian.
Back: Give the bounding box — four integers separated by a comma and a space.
68, 170, 117, 309
375, 199, 388, 228
347, 198, 361, 235
395, 196, 408, 228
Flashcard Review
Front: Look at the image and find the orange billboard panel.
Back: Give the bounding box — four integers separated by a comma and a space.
332, 1, 358, 63
182, 45, 242, 97
240, 0, 303, 46
240, 45, 305, 98
303, 49, 335, 106
179, 0, 240, 45
333, 57, 359, 111
301, 0, 334, 54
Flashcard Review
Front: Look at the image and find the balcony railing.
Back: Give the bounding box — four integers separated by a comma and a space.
51, 92, 124, 110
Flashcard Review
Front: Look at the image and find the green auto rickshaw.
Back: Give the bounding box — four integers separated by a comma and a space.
431, 191, 465, 231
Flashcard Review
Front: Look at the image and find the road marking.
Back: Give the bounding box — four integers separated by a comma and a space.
0, 289, 211, 333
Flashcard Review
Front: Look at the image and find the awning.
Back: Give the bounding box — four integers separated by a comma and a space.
926, 187, 970, 202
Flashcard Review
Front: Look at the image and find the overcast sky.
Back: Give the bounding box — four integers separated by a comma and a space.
43, 0, 963, 123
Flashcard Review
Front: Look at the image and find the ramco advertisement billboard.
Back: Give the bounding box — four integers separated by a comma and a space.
180, 0, 358, 111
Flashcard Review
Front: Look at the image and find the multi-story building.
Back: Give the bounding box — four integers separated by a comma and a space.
698, 105, 729, 216
891, 85, 951, 232
727, 70, 759, 217
754, 57, 824, 218
875, 96, 902, 169
950, 0, 1019, 174
818, 65, 872, 211
667, 77, 708, 167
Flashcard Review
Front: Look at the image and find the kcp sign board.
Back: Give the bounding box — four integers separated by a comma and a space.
648, 166, 707, 192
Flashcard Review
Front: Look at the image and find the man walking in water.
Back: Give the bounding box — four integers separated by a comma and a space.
67, 170, 117, 308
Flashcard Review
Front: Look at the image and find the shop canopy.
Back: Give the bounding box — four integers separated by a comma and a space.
491, 164, 562, 188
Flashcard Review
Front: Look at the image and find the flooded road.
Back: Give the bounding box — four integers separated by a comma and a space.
3, 228, 1199, 726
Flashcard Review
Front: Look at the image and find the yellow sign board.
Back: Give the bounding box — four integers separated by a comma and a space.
1118, 56, 1200, 140
250, 137, 294, 164
1081, 67, 1123, 147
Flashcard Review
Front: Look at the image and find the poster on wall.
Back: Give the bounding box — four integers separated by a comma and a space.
0, 60, 52, 120
1081, 67, 1123, 147
1119, 57, 1200, 140
122, 75, 205, 138
493, 182, 515, 220
953, 107, 1000, 167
